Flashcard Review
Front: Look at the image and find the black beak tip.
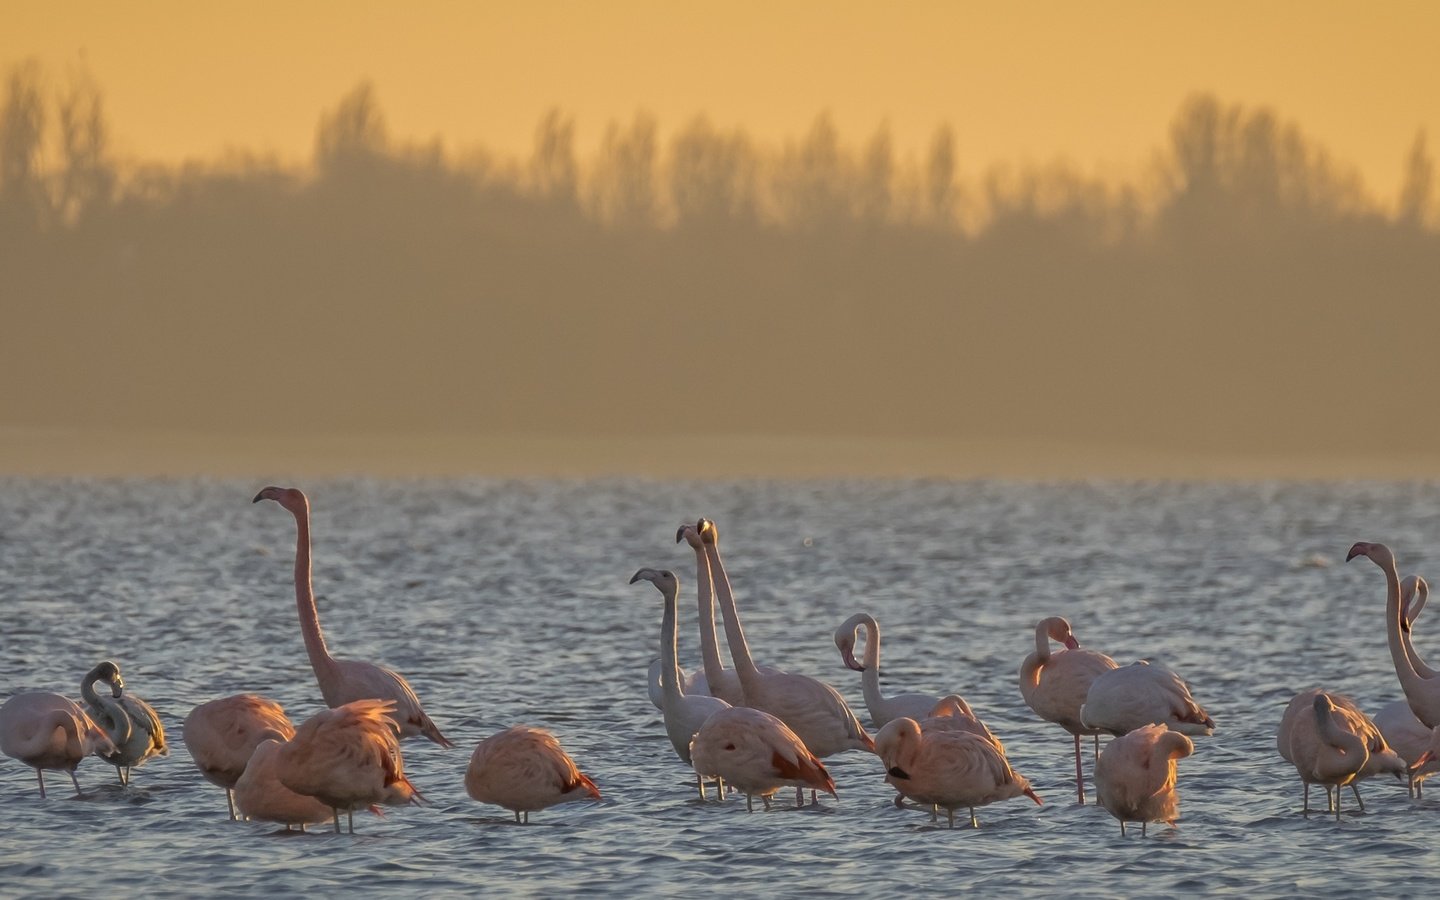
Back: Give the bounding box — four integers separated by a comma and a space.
252, 491, 265, 503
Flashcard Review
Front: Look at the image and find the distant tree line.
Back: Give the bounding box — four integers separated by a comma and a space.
2, 64, 1436, 454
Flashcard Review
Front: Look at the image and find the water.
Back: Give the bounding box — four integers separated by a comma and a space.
1, 478, 1439, 897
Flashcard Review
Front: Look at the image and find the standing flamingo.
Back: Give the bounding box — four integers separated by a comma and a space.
253, 486, 451, 747
1080, 660, 1215, 738
0, 692, 114, 797
1282, 691, 1371, 819
234, 738, 335, 831
1278, 689, 1404, 811
1347, 542, 1440, 726
834, 613, 940, 727
465, 726, 601, 823
697, 517, 873, 804
689, 707, 835, 812
1375, 574, 1440, 797
275, 700, 424, 833
1018, 616, 1117, 804
875, 716, 1042, 829
630, 568, 731, 798
80, 661, 167, 785
183, 694, 297, 819
1093, 723, 1194, 835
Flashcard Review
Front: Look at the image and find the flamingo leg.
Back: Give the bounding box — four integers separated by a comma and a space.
1120, 820, 1127, 836
1334, 787, 1342, 822
1073, 734, 1086, 805
300, 824, 307, 833
969, 807, 978, 829
1350, 783, 1365, 812
1141, 821, 1147, 837
716, 776, 725, 797
347, 810, 355, 834
69, 771, 81, 795
523, 812, 530, 824
1302, 781, 1309, 815
930, 804, 938, 823
745, 793, 753, 812
946, 807, 955, 829
332, 809, 342, 834
513, 810, 521, 823
36, 769, 46, 799
226, 789, 237, 821
1419, 780, 1425, 800
1093, 733, 1100, 761
696, 772, 706, 800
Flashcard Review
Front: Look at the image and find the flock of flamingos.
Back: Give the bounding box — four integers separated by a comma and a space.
3, 486, 1440, 834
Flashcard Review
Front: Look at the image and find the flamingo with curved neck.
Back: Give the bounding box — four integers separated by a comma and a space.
80, 660, 166, 786
254, 486, 451, 747
1018, 616, 1117, 804
0, 692, 115, 797
1346, 542, 1440, 727
1290, 692, 1370, 820
834, 613, 940, 727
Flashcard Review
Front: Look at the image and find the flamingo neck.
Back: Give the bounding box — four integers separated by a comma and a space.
1019, 623, 1051, 690
706, 542, 761, 683
858, 616, 886, 714
660, 585, 684, 704
1401, 593, 1438, 680
692, 543, 728, 687
82, 679, 132, 749
1313, 703, 1366, 780
290, 503, 335, 676
1383, 556, 1426, 697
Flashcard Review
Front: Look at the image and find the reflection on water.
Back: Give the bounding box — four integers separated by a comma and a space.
2, 478, 1440, 896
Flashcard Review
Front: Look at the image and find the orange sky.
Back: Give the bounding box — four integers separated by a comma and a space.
5, 0, 1438, 196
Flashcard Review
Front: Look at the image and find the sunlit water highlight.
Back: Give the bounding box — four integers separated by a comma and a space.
2, 478, 1440, 897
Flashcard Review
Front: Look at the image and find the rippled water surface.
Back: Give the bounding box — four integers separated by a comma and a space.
4, 478, 1440, 897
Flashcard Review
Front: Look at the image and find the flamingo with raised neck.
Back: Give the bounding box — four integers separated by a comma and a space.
253, 486, 451, 747
834, 612, 940, 728
1346, 542, 1440, 727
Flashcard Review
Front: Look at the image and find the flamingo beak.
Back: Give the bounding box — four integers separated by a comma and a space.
675, 525, 687, 543
252, 490, 267, 503
841, 647, 864, 672
628, 571, 644, 584
1063, 636, 1080, 650
1345, 543, 1367, 562
111, 678, 124, 698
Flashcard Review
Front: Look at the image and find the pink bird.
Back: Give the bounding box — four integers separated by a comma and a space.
1093, 723, 1194, 835
1018, 616, 1117, 804
253, 486, 451, 747
183, 694, 297, 820
1374, 574, 1440, 798
1080, 660, 1215, 738
919, 695, 1003, 748
834, 612, 942, 727
689, 706, 836, 812
0, 692, 115, 798
1281, 691, 1374, 819
876, 716, 1042, 829
1348, 542, 1440, 727
275, 699, 424, 834
234, 738, 335, 831
1277, 688, 1405, 813
465, 726, 601, 823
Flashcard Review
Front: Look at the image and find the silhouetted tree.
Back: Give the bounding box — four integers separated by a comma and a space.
589, 112, 658, 227
924, 123, 957, 228
529, 107, 578, 205
668, 115, 757, 227
1398, 130, 1434, 227
0, 61, 48, 232
314, 81, 389, 173
772, 111, 850, 228
854, 123, 893, 225
54, 66, 114, 225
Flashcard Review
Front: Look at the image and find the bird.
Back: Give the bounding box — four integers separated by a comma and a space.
275, 700, 424, 834
696, 517, 872, 805
688, 706, 835, 812
1093, 723, 1194, 836
465, 726, 601, 823
234, 738, 336, 831
253, 486, 451, 747
834, 612, 940, 728
1277, 689, 1406, 811
875, 716, 1042, 829
183, 694, 297, 820
1018, 616, 1118, 804
1080, 660, 1215, 738
631, 567, 731, 798
1347, 541, 1440, 727
1282, 691, 1373, 819
79, 660, 167, 786
0, 692, 115, 798
919, 695, 1003, 748
1374, 573, 1440, 798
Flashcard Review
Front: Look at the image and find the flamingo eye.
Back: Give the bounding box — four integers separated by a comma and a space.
724, 743, 736, 751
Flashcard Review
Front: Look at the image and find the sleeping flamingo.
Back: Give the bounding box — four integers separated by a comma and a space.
275, 700, 424, 833
1080, 660, 1215, 738
1093, 723, 1194, 835
0, 692, 114, 797
875, 716, 1041, 829
631, 567, 731, 798
1347, 542, 1440, 727
465, 726, 601, 823
1277, 689, 1404, 811
689, 706, 835, 811
697, 517, 873, 804
184, 695, 297, 819
234, 738, 335, 831
80, 661, 167, 785
834, 613, 941, 727
1018, 616, 1117, 804
1282, 691, 1372, 819
254, 486, 451, 747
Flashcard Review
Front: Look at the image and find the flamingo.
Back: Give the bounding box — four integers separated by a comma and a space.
630, 567, 731, 798
919, 695, 1003, 747
875, 716, 1042, 829
465, 726, 601, 823
80, 661, 167, 785
834, 613, 940, 727
0, 692, 115, 797
1093, 723, 1194, 835
696, 517, 872, 805
1347, 541, 1440, 727
1018, 616, 1118, 804
1374, 574, 1440, 798
183, 694, 297, 820
1080, 660, 1214, 738
1282, 691, 1372, 819
688, 706, 835, 812
1278, 689, 1405, 811
275, 699, 424, 834
234, 738, 335, 831
253, 486, 451, 747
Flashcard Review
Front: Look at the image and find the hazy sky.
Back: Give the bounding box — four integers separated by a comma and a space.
5, 0, 1439, 193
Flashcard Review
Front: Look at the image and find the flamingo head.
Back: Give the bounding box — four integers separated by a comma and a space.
874, 717, 922, 774
1312, 692, 1337, 720
1345, 541, 1394, 569
675, 523, 704, 550
252, 485, 309, 513
696, 518, 719, 546
90, 660, 124, 697
1401, 575, 1429, 633
928, 694, 974, 718
1043, 616, 1080, 650
629, 568, 678, 597
833, 628, 863, 671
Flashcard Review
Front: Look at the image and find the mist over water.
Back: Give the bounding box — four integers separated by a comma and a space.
3, 478, 1440, 896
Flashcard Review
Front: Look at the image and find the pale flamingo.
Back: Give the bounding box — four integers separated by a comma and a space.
1080, 660, 1215, 739
1374, 574, 1440, 797
183, 694, 296, 820
1347, 542, 1440, 726
688, 706, 835, 811
697, 517, 873, 800
234, 738, 334, 831
834, 613, 940, 727
80, 661, 167, 785
875, 716, 1041, 828
1018, 616, 1117, 804
1093, 723, 1194, 835
1277, 689, 1404, 811
631, 567, 731, 798
275, 699, 423, 834
1282, 691, 1371, 819
254, 486, 451, 747
919, 695, 1003, 748
0, 692, 114, 797
465, 726, 601, 823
